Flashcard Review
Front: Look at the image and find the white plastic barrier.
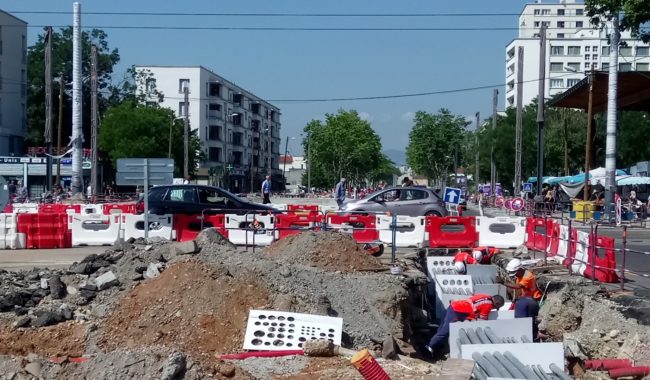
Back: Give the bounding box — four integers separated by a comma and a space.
225, 214, 275, 246
476, 216, 526, 248
120, 214, 174, 241
269, 203, 288, 211
377, 215, 426, 248
556, 224, 570, 260
572, 230, 589, 275
69, 214, 121, 246
0, 213, 25, 249
12, 203, 39, 214
80, 204, 104, 216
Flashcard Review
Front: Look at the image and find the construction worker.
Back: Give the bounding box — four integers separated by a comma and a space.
512, 296, 542, 341
453, 250, 476, 274
426, 294, 505, 355
504, 258, 543, 301
472, 247, 500, 265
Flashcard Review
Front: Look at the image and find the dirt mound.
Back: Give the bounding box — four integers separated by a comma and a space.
99, 260, 271, 369
263, 231, 383, 273
0, 321, 85, 357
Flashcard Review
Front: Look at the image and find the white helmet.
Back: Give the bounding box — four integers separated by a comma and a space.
454, 261, 466, 274
506, 258, 522, 274
472, 250, 484, 263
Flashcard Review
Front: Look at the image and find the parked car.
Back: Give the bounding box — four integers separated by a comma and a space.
137, 185, 277, 215
342, 186, 448, 217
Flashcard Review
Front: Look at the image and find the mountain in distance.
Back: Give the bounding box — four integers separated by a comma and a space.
384, 149, 406, 166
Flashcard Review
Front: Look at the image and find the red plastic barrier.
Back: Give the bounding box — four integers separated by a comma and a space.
326, 214, 379, 243
584, 235, 619, 283
38, 204, 82, 214
173, 214, 227, 242
17, 213, 71, 249
425, 216, 478, 248
584, 359, 632, 370
562, 227, 578, 269
287, 204, 319, 213
102, 203, 137, 215
275, 213, 321, 239
204, 214, 227, 237
525, 217, 554, 252
546, 221, 560, 256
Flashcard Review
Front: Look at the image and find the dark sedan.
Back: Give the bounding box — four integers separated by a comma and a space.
137, 185, 277, 215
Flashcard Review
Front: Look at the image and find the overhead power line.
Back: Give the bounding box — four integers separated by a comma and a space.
7, 11, 523, 17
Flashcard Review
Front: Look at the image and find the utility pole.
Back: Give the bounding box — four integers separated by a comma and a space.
584, 68, 595, 201
44, 26, 53, 191
491, 89, 498, 196
71, 2, 83, 194
604, 15, 620, 220
282, 136, 289, 189
90, 45, 98, 198
307, 131, 311, 193
474, 112, 480, 191
514, 46, 524, 193
536, 25, 547, 196
183, 86, 189, 179
56, 75, 64, 186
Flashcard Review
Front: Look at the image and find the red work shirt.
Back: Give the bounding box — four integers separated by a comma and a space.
454, 251, 476, 265
450, 294, 494, 320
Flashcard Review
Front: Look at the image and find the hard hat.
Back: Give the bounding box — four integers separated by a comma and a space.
472, 250, 484, 263
454, 261, 466, 274
506, 258, 522, 274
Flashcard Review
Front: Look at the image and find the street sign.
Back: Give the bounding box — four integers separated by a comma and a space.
523, 182, 533, 193
117, 158, 174, 173
116, 158, 174, 238
444, 187, 462, 205
511, 197, 525, 211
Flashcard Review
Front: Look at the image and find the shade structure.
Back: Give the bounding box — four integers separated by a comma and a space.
617, 176, 650, 186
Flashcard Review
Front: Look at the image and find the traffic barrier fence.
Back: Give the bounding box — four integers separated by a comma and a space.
476, 216, 525, 249
426, 216, 478, 248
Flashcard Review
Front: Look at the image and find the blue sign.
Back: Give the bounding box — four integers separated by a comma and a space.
444, 187, 462, 205
523, 182, 533, 193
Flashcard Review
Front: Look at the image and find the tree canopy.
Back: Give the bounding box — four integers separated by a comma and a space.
586, 0, 650, 41
302, 110, 392, 189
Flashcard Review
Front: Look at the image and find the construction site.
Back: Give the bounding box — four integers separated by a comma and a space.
0, 222, 649, 379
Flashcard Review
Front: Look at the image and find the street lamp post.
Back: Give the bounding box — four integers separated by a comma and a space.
282, 136, 296, 192
307, 131, 311, 194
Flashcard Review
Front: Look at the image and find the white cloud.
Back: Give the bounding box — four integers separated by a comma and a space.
358, 111, 372, 121
401, 112, 415, 122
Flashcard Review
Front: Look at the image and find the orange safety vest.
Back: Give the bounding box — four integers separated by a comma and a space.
515, 270, 543, 300
450, 294, 494, 320
454, 251, 476, 265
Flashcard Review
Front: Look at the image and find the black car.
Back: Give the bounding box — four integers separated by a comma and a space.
137, 185, 277, 215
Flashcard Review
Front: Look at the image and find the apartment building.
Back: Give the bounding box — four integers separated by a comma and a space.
135, 66, 281, 192
505, 0, 650, 108
0, 10, 28, 156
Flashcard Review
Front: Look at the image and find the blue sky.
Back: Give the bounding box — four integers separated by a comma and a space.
3, 0, 528, 157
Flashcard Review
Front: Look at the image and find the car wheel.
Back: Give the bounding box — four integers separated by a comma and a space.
425, 211, 442, 217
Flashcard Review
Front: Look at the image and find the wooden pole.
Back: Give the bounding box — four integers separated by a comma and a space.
584, 69, 594, 201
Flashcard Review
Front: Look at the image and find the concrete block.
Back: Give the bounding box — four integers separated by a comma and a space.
461, 342, 564, 371
95, 271, 119, 291
170, 240, 199, 255
449, 318, 533, 359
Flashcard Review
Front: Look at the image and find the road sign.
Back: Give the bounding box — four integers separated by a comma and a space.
116, 158, 174, 238
444, 187, 462, 205
511, 197, 525, 211
523, 182, 533, 193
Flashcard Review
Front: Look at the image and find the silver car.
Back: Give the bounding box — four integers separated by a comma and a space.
343, 186, 448, 217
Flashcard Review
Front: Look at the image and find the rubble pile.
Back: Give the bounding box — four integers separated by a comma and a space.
0, 230, 434, 379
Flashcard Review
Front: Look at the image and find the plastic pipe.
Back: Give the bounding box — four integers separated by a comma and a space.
483, 352, 512, 378
457, 328, 471, 345
472, 363, 488, 380
609, 366, 650, 379
503, 351, 538, 380
538, 365, 551, 380
475, 327, 490, 344
493, 351, 526, 379
521, 335, 532, 343
216, 350, 304, 360
584, 359, 632, 370
472, 352, 502, 378
466, 328, 482, 344
484, 327, 502, 344
528, 365, 546, 380
549, 363, 572, 380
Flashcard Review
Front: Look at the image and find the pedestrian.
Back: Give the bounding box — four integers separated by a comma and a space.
16, 180, 28, 202
426, 294, 505, 355
86, 184, 92, 198
183, 176, 191, 185
453, 249, 477, 274
7, 180, 16, 196
335, 178, 346, 209
402, 177, 414, 187
504, 258, 543, 301
261, 175, 272, 204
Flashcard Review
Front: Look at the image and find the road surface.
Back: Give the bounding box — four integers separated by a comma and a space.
0, 246, 107, 271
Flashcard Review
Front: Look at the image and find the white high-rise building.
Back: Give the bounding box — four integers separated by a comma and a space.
505, 0, 650, 108
0, 10, 27, 155
135, 66, 281, 192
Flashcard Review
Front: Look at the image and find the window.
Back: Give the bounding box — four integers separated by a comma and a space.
178, 79, 189, 93
401, 189, 427, 201
602, 46, 610, 55
145, 78, 156, 94
636, 46, 649, 56
232, 132, 243, 146
145, 101, 157, 107
0, 26, 3, 55
557, 33, 565, 39
584, 54, 590, 60
591, 63, 598, 69
567, 46, 581, 56
541, 9, 550, 15
557, 21, 565, 28
550, 62, 564, 72
550, 78, 564, 88
233, 93, 243, 105
550, 46, 564, 56
593, 46, 598, 51
576, 21, 583, 28
149, 187, 167, 202
164, 188, 196, 203
0, 62, 2, 90
619, 63, 632, 72
208, 147, 222, 162
534, 9, 540, 15
620, 46, 633, 57
567, 78, 580, 87
208, 125, 221, 141
178, 102, 188, 116
585, 46, 590, 52
534, 21, 540, 28
557, 9, 565, 16
542, 21, 550, 27
592, 54, 598, 60
584, 62, 590, 70
576, 9, 584, 16
375, 189, 401, 202
207, 103, 221, 119
602, 62, 610, 70
566, 62, 580, 71
637, 63, 649, 71
197, 187, 229, 206
208, 82, 221, 97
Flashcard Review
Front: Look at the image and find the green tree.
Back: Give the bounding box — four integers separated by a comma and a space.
26, 27, 120, 146
367, 154, 400, 185
99, 102, 203, 177
107, 65, 164, 106
586, 0, 650, 41
406, 109, 470, 185
302, 110, 384, 189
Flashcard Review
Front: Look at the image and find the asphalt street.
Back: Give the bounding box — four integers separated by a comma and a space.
0, 246, 106, 271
